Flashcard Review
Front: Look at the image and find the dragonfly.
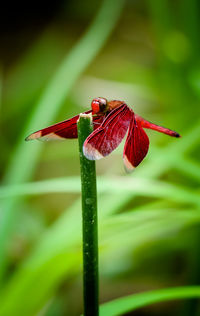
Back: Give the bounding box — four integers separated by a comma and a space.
26, 97, 180, 172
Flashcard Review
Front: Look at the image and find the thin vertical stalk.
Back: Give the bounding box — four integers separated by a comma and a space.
77, 113, 99, 316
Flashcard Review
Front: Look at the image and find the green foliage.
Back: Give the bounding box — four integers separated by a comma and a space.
1, 0, 200, 315
100, 286, 200, 316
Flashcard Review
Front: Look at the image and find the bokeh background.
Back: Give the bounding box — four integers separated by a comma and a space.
1, 0, 200, 315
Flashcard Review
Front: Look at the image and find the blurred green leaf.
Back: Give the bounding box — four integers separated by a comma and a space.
0, 176, 199, 207
99, 286, 200, 316
0, 0, 125, 279
1, 204, 200, 316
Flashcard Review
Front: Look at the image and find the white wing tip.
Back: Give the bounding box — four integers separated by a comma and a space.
123, 155, 135, 173
83, 143, 104, 160
25, 131, 42, 141
25, 131, 64, 141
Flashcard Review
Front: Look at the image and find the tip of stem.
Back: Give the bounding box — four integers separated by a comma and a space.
78, 112, 93, 122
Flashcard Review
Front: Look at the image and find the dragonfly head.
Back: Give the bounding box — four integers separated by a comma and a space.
91, 97, 108, 115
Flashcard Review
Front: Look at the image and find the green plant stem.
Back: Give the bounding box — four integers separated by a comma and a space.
77, 113, 99, 316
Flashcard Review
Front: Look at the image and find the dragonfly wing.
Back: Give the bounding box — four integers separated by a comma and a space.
83, 104, 132, 160
26, 111, 104, 141
123, 115, 149, 172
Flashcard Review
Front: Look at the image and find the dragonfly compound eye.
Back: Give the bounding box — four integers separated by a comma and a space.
91, 99, 100, 114
91, 97, 108, 114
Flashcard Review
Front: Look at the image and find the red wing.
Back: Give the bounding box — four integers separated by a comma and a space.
135, 115, 180, 138
83, 104, 132, 160
123, 115, 149, 172
25, 111, 104, 141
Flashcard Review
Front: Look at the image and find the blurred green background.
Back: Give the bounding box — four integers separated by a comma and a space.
1, 0, 200, 315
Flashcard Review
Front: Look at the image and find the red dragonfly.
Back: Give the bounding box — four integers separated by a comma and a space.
26, 97, 180, 172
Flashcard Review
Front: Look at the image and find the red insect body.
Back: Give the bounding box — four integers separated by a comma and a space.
26, 98, 180, 171
135, 115, 180, 138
